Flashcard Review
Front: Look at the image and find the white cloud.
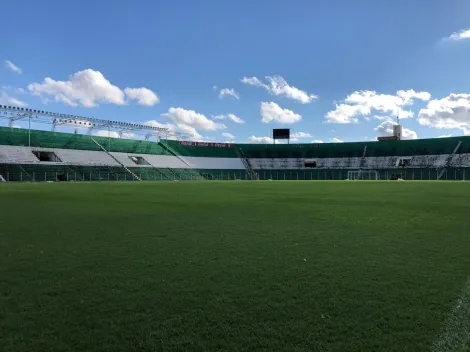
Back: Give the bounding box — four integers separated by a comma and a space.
396, 89, 431, 102
5, 60, 22, 74
28, 69, 159, 108
146, 107, 226, 140
213, 113, 245, 124
374, 119, 418, 140
191, 136, 216, 142
93, 130, 120, 138
124, 87, 159, 106
417, 93, 470, 135
144, 120, 174, 130
261, 101, 302, 124
28, 69, 126, 107
241, 76, 265, 87
248, 135, 277, 144
1, 86, 26, 94
222, 132, 235, 139
446, 29, 470, 41
219, 88, 240, 100
311, 139, 324, 143
93, 130, 135, 139
0, 92, 27, 107
145, 119, 202, 140
329, 137, 344, 143
373, 115, 390, 121
162, 107, 226, 131
241, 75, 317, 104
438, 134, 453, 138
326, 89, 431, 124
291, 132, 312, 138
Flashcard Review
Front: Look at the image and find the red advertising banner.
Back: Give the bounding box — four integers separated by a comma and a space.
179, 141, 233, 148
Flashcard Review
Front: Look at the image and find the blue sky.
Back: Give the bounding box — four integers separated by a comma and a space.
2, 0, 470, 143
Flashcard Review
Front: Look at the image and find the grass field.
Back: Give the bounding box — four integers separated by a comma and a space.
1, 181, 470, 351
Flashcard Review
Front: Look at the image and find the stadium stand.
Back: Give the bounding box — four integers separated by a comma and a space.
2, 126, 470, 181
0, 145, 39, 164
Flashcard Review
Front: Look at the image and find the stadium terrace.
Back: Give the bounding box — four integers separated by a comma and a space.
0, 107, 470, 181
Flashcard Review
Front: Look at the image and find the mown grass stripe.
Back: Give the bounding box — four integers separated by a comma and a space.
431, 277, 470, 352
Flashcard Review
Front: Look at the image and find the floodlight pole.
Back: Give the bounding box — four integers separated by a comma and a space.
28, 114, 31, 147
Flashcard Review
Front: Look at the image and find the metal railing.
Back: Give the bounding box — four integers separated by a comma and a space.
1, 168, 469, 182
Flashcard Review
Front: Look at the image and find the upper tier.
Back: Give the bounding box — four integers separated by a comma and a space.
0, 127, 167, 155
1, 126, 470, 158
164, 136, 470, 158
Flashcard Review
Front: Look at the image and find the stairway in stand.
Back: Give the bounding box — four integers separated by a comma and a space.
237, 148, 258, 180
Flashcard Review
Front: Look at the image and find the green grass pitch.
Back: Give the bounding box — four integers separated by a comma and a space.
1, 181, 470, 351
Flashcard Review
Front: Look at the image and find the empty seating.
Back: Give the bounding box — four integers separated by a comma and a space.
55, 149, 119, 166
2, 125, 470, 182
0, 145, 39, 164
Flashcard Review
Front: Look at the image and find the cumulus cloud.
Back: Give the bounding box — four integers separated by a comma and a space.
28, 69, 125, 107
417, 93, 470, 135
446, 29, 470, 41
218, 88, 240, 100
145, 107, 226, 140
241, 77, 264, 87
28, 69, 159, 107
124, 87, 159, 106
291, 132, 312, 138
438, 134, 453, 138
222, 132, 235, 140
374, 118, 418, 140
311, 139, 324, 143
0, 92, 27, 107
93, 130, 135, 139
145, 119, 202, 140
329, 137, 344, 143
213, 113, 245, 124
162, 107, 225, 131
261, 102, 302, 124
93, 130, 127, 138
248, 135, 276, 144
5, 60, 22, 74
326, 89, 431, 124
241, 75, 317, 104
193, 136, 217, 142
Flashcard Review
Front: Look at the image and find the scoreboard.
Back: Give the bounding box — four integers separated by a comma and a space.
273, 129, 290, 140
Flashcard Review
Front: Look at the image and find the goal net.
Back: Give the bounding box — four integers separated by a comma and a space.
347, 170, 379, 180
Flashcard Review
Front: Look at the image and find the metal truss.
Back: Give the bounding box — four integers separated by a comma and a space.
0, 104, 191, 140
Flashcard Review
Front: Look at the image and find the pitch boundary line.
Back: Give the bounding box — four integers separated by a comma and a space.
431, 277, 470, 352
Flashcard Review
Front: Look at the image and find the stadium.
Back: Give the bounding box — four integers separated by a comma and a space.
1, 105, 470, 182
2, 104, 470, 351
